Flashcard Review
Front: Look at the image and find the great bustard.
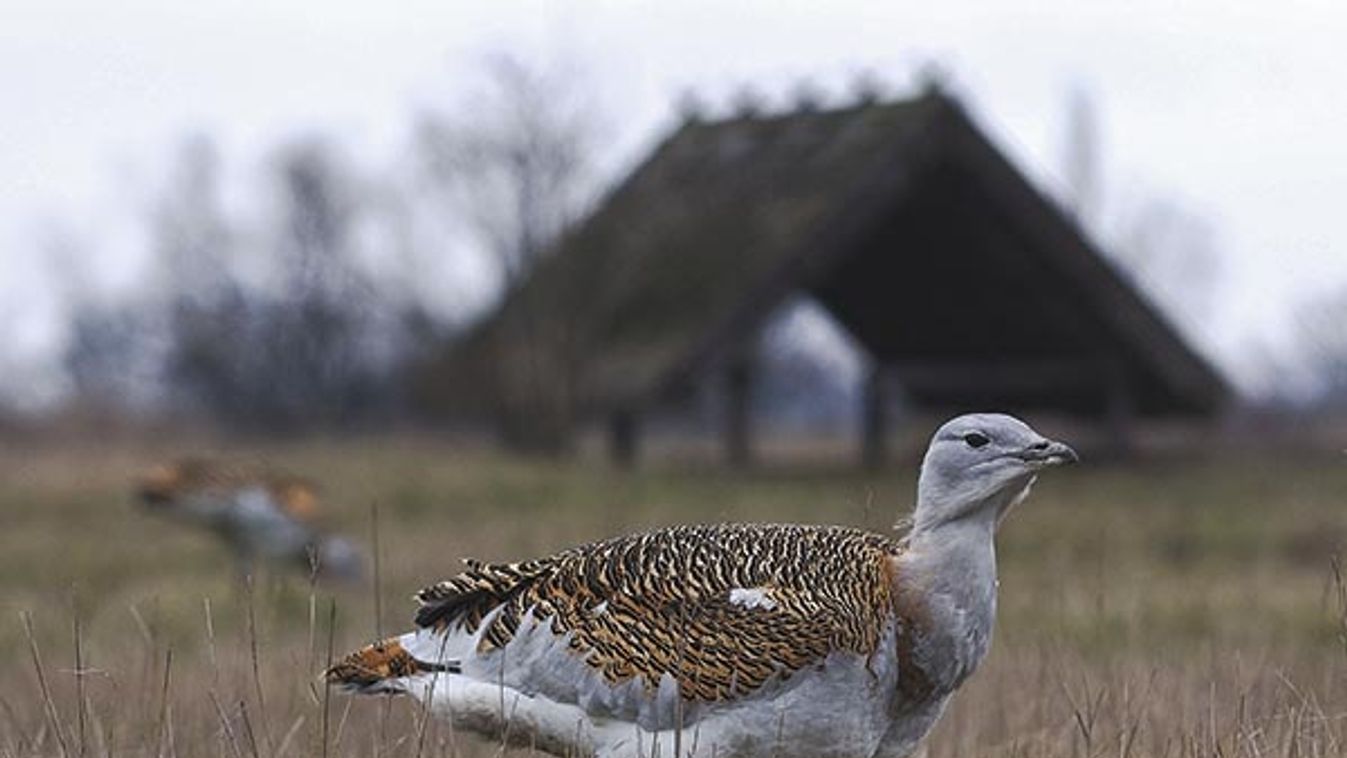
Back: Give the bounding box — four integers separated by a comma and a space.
136, 458, 363, 582
326, 413, 1075, 758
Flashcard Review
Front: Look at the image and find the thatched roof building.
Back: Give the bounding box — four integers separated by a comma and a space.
423, 86, 1228, 464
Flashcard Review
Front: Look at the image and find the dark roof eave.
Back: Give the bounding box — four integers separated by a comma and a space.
936, 96, 1231, 415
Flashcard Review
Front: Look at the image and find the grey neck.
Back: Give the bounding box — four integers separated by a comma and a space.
901, 481, 1030, 635
894, 488, 1020, 693
904, 506, 998, 614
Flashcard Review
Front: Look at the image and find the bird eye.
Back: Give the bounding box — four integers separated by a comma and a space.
963, 432, 990, 449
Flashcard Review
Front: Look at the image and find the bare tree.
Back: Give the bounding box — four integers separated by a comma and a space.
266, 139, 376, 424
415, 54, 604, 452
53, 137, 231, 421
162, 136, 399, 431
418, 53, 599, 292
155, 136, 249, 418
52, 55, 600, 436
155, 135, 233, 298
53, 222, 163, 414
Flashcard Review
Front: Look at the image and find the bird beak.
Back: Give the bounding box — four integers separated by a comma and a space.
1018, 439, 1079, 467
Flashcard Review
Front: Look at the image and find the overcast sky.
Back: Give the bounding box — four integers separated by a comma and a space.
3, 0, 1345, 398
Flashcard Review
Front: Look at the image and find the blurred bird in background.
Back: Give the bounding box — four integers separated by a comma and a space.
136, 458, 364, 583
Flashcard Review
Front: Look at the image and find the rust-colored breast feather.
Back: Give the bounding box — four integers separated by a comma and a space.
415, 523, 905, 703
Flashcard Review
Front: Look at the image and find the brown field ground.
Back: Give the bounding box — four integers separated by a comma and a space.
1, 437, 1345, 757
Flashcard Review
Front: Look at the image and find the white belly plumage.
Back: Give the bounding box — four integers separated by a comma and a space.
391, 611, 939, 758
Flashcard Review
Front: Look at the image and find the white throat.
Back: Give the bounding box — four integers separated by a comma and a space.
895, 476, 1036, 691
904, 503, 998, 613
905, 475, 1033, 589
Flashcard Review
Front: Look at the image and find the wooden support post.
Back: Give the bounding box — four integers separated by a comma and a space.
608, 409, 640, 468
862, 362, 888, 469
725, 360, 754, 468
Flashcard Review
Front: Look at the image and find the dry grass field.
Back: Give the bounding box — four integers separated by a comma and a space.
1, 437, 1345, 757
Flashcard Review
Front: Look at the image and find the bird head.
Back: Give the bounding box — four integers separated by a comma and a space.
136, 462, 189, 508
914, 413, 1076, 531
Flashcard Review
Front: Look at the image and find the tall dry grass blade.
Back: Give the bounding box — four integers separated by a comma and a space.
1119, 670, 1159, 758
201, 597, 233, 758
1282, 704, 1303, 758
495, 642, 512, 755
203, 598, 220, 686
412, 683, 436, 758
71, 594, 86, 758
371, 501, 388, 758
127, 603, 153, 649
320, 598, 336, 758
275, 715, 306, 758
127, 599, 159, 729
1329, 554, 1347, 667
306, 554, 319, 704
414, 631, 456, 758
1217, 681, 1228, 758
332, 699, 353, 753
154, 648, 173, 758
0, 694, 28, 755
237, 700, 262, 758
1057, 672, 1095, 754
243, 577, 274, 758
494, 693, 525, 758
207, 692, 246, 758
164, 709, 177, 758
82, 672, 105, 758
21, 610, 70, 758
371, 500, 384, 640
377, 698, 392, 758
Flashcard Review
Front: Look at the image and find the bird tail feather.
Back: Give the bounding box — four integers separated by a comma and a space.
324, 632, 459, 694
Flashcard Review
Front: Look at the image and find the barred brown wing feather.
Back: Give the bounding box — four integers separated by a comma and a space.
412, 523, 904, 703
414, 554, 564, 630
